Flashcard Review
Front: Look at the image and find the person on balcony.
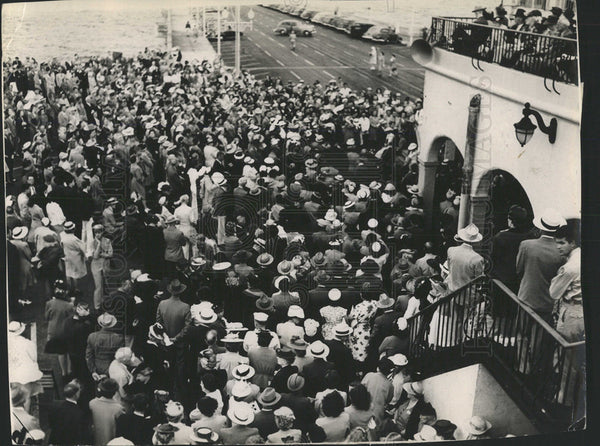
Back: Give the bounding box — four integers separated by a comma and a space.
516, 208, 566, 323
444, 223, 484, 292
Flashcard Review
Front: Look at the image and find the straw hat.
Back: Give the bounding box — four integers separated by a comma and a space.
454, 223, 483, 243
307, 340, 330, 359
467, 416, 492, 436
333, 321, 352, 338
189, 427, 219, 444
328, 288, 342, 302
232, 364, 255, 381
227, 402, 255, 425
97, 313, 117, 328
12, 226, 29, 240
533, 208, 567, 233
8, 321, 26, 336
376, 293, 395, 309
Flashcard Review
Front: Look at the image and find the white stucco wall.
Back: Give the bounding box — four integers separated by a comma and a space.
417, 48, 581, 220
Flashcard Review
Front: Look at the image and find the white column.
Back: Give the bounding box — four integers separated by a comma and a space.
235, 4, 241, 75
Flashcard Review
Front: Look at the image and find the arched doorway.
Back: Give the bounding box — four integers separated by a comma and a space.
430, 138, 464, 234
473, 169, 534, 238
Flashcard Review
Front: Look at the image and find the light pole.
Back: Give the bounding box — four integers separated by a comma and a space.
218, 8, 229, 57
235, 4, 241, 75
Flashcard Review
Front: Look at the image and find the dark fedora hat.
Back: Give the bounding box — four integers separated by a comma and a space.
167, 279, 187, 295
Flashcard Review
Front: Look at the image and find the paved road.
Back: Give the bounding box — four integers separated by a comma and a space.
211, 6, 424, 98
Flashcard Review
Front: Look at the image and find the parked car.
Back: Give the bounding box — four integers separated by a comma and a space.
363, 25, 400, 43
311, 12, 332, 24
348, 21, 374, 37
330, 17, 353, 31
273, 19, 316, 36
207, 29, 243, 41
290, 7, 305, 16
316, 14, 337, 27
300, 10, 319, 21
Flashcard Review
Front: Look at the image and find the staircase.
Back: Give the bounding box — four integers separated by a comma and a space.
404, 276, 586, 433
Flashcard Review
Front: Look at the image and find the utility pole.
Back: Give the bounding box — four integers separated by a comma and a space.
217, 8, 222, 56
235, 3, 241, 75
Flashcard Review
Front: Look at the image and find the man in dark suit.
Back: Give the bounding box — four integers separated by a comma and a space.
369, 294, 401, 360
156, 279, 192, 399
323, 323, 356, 388
116, 393, 154, 444
307, 271, 331, 320
517, 209, 566, 322
47, 381, 88, 445
279, 374, 317, 432
271, 348, 298, 394
252, 387, 281, 438
302, 341, 334, 397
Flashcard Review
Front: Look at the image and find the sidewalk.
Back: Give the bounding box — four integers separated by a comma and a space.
170, 9, 217, 63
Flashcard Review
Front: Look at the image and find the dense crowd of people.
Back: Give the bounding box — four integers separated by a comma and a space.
4, 22, 581, 444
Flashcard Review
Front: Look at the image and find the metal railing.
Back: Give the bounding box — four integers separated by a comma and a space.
405, 276, 585, 427
430, 17, 578, 85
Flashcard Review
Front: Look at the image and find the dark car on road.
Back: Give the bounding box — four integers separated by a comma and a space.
300, 10, 319, 21
273, 19, 316, 36
363, 25, 400, 43
348, 21, 374, 37
207, 29, 243, 41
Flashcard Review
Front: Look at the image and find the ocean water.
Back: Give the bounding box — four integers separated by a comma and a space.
2, 0, 166, 61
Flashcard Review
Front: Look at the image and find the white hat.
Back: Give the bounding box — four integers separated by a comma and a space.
211, 172, 226, 186
328, 288, 342, 302
388, 353, 408, 366
107, 437, 134, 445
12, 226, 29, 240
122, 127, 134, 136
414, 425, 437, 441
232, 364, 256, 381
324, 208, 337, 222
231, 382, 252, 400
227, 402, 255, 425
333, 321, 352, 337
367, 218, 379, 229
467, 416, 492, 436
408, 142, 418, 151
287, 305, 305, 319
254, 312, 268, 323
8, 321, 26, 336
165, 400, 184, 418
533, 208, 567, 233
307, 340, 330, 359
454, 223, 483, 243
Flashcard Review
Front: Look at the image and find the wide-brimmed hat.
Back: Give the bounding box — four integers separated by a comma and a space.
63, 221, 76, 231
257, 387, 281, 408
311, 252, 327, 268
212, 261, 232, 271
533, 208, 566, 233
407, 184, 420, 196
403, 381, 424, 396
333, 322, 352, 338
211, 172, 227, 186
467, 416, 492, 436
376, 293, 395, 309
257, 253, 274, 266
454, 223, 483, 243
222, 333, 243, 343
164, 215, 179, 225
193, 307, 218, 325
290, 336, 308, 350
277, 260, 294, 275
98, 313, 117, 328
227, 402, 255, 425
168, 279, 187, 295
256, 296, 274, 311
190, 427, 219, 444
232, 364, 255, 380
8, 321, 26, 336
191, 257, 207, 267
287, 374, 305, 392
388, 353, 408, 366
328, 288, 342, 302
307, 340, 330, 359
12, 226, 29, 240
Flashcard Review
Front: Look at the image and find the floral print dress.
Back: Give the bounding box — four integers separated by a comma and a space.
320, 305, 348, 341
348, 300, 378, 362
